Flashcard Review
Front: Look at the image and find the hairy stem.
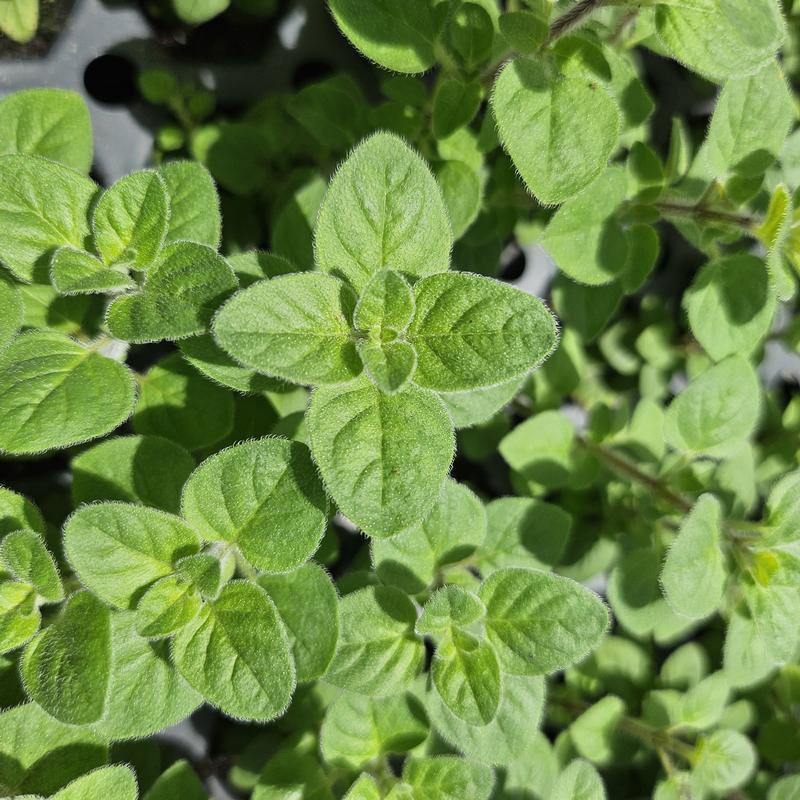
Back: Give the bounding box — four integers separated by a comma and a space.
546, 0, 607, 45
655, 201, 760, 231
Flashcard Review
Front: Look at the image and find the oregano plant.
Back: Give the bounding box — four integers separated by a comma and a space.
1, 0, 800, 797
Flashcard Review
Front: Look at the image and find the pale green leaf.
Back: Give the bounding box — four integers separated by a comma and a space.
692, 729, 756, 793
0, 0, 37, 43
64, 502, 200, 609
551, 759, 606, 800
308, 376, 454, 538
0, 331, 136, 455
315, 133, 452, 294
0, 485, 44, 538
492, 57, 620, 205
21, 591, 111, 724
0, 272, 23, 348
0, 581, 39, 653
402, 756, 494, 800
181, 438, 327, 573
570, 695, 627, 766
343, 775, 381, 800
173, 0, 228, 24
0, 529, 62, 602
0, 89, 92, 173
171, 580, 295, 721
253, 750, 333, 800
159, 161, 221, 248
416, 585, 485, 635
135, 574, 202, 638
354, 268, 415, 335
143, 760, 207, 800
324, 585, 424, 696
176, 553, 222, 600
213, 272, 361, 386
51, 765, 137, 800
407, 271, 558, 392
478, 567, 609, 675
50, 246, 135, 295
435, 160, 482, 239
438, 377, 524, 429
358, 339, 417, 394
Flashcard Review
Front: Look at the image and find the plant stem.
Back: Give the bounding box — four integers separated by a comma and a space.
546, 0, 607, 45
655, 201, 760, 231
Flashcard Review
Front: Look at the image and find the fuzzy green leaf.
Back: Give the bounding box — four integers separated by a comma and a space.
661, 495, 726, 620
171, 580, 295, 721
407, 271, 558, 392
492, 58, 620, 205
0, 581, 39, 654
433, 79, 482, 140
402, 756, 494, 800
0, 272, 23, 348
159, 161, 221, 248
0, 529, 62, 602
135, 574, 202, 639
315, 133, 451, 294
325, 585, 424, 696
552, 759, 606, 800
21, 590, 111, 724
0, 486, 44, 538
0, 89, 92, 173
343, 775, 381, 800
435, 160, 481, 239
355, 268, 415, 334
213, 272, 361, 386
692, 729, 756, 793
181, 438, 327, 573
50, 246, 135, 295
51, 765, 138, 800
478, 567, 609, 675
64, 503, 200, 609
358, 340, 417, 394
0, 331, 136, 455
417, 585, 486, 636
107, 241, 237, 343
309, 377, 455, 537
143, 760, 207, 800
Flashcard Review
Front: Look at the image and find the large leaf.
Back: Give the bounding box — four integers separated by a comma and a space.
308, 377, 454, 537
0, 331, 136, 455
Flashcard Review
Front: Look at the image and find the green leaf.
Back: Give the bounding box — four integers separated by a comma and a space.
439, 377, 524, 429
432, 628, 501, 725
324, 585, 424, 695
171, 580, 295, 721
692, 729, 756, 793
253, 750, 334, 800
551, 759, 606, 800
542, 167, 628, 286
71, 434, 195, 513
372, 479, 486, 594
50, 246, 135, 295
0, 331, 136, 455
0, 89, 92, 173
478, 567, 609, 675
92, 611, 202, 741
213, 273, 361, 386
429, 673, 545, 765
442, 2, 494, 71
0, 529, 62, 602
272, 171, 327, 270
0, 0, 37, 44
478, 497, 572, 575
343, 775, 381, 800
51, 765, 138, 800
308, 376, 454, 537
433, 80, 482, 140
159, 161, 221, 248
132, 353, 234, 451
492, 58, 620, 205
358, 340, 417, 394
661, 494, 726, 620
181, 438, 327, 573
21, 590, 111, 724
314, 133, 452, 294
0, 581, 39, 653
435, 160, 482, 239
173, 0, 228, 23
64, 503, 200, 609
664, 356, 761, 457
407, 271, 558, 392
0, 485, 44, 538
143, 760, 206, 800
355, 268, 415, 334
655, 0, 786, 82
570, 695, 627, 766
320, 691, 429, 768
759, 183, 796, 301
740, 575, 800, 662
0, 154, 97, 282
770, 776, 800, 800
677, 672, 730, 731
92, 170, 169, 270
0, 272, 22, 348
135, 574, 202, 638
0, 702, 106, 797
107, 241, 237, 343
402, 756, 494, 800
684, 255, 777, 361
176, 553, 222, 600
257, 563, 338, 682
417, 585, 485, 635
704, 61, 795, 178
327, 0, 437, 74
499, 10, 549, 55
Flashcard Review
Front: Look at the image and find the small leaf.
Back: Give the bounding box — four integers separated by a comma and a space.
0, 581, 40, 654
407, 271, 558, 392
64, 502, 200, 609
135, 574, 202, 639
92, 170, 170, 270
50, 246, 135, 295
551, 759, 606, 800
402, 756, 494, 800
492, 58, 620, 205
51, 765, 138, 800
0, 485, 44, 537
343, 775, 382, 800
478, 567, 609, 675
171, 580, 296, 721
315, 133, 452, 294
159, 161, 221, 248
181, 438, 328, 573
325, 585, 424, 696
176, 553, 222, 600
355, 268, 415, 334
433, 79, 482, 140
692, 729, 756, 793
257, 562, 339, 682
661, 494, 726, 620
21, 590, 111, 724
0, 529, 62, 602
0, 331, 136, 455
213, 272, 361, 386
107, 241, 237, 343
0, 272, 23, 348
143, 760, 206, 800
358, 339, 417, 394
308, 377, 455, 538
435, 160, 482, 239
664, 356, 761, 457
417, 585, 486, 636
0, 89, 92, 173
0, 154, 98, 282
